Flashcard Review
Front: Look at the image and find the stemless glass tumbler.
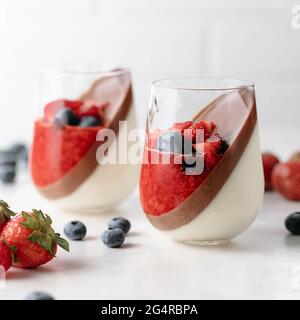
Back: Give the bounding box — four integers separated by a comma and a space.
140, 78, 264, 245
30, 65, 138, 213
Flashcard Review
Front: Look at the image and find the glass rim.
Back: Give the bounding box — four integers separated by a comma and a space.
40, 63, 130, 77
152, 77, 254, 91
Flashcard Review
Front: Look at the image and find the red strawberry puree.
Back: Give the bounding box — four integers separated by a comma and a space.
140, 121, 227, 216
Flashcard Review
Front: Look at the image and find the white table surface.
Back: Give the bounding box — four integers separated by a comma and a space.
0, 173, 300, 300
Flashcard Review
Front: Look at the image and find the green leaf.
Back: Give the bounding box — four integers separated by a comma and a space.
0, 200, 16, 223
21, 209, 70, 255
55, 237, 70, 252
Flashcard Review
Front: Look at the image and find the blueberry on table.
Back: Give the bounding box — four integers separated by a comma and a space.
55, 108, 79, 127
64, 221, 87, 241
79, 116, 102, 127
25, 291, 55, 300
157, 132, 192, 154
101, 229, 125, 248
0, 151, 18, 166
0, 169, 16, 184
9, 143, 28, 162
0, 151, 17, 184
108, 217, 131, 234
285, 212, 300, 235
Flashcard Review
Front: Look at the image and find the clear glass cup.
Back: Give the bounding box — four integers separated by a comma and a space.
30, 65, 138, 214
140, 78, 264, 245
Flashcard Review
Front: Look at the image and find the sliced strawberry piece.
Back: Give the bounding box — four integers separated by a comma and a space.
80, 101, 108, 119
170, 121, 193, 133
191, 121, 216, 142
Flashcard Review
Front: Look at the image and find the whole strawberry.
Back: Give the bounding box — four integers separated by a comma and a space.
1, 210, 69, 268
262, 153, 280, 191
272, 161, 300, 201
0, 241, 12, 271
0, 200, 16, 233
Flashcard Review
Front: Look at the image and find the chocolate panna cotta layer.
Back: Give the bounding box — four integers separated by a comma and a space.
36, 71, 133, 199
146, 88, 257, 231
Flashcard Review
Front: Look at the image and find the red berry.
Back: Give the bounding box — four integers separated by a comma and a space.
170, 121, 193, 133
191, 121, 216, 142
1, 210, 69, 269
0, 200, 16, 233
0, 241, 12, 272
262, 153, 280, 191
272, 162, 300, 201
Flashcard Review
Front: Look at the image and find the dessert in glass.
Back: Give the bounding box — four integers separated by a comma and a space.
31, 65, 138, 213
140, 78, 264, 244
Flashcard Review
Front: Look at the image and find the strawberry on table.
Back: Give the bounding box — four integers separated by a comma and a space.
262, 153, 280, 191
1, 210, 69, 269
0, 200, 16, 233
0, 241, 12, 271
272, 161, 300, 201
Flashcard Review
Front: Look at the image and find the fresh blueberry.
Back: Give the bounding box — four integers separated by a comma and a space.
79, 116, 102, 127
217, 139, 229, 155
108, 217, 131, 234
0, 151, 18, 166
64, 221, 87, 240
101, 229, 125, 248
157, 132, 193, 154
285, 212, 300, 235
25, 291, 55, 300
55, 108, 79, 127
0, 168, 16, 184
9, 143, 28, 162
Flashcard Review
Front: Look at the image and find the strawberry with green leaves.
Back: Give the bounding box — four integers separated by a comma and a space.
1, 209, 69, 269
0, 200, 16, 233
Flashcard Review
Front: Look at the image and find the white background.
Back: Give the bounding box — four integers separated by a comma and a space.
0, 0, 299, 156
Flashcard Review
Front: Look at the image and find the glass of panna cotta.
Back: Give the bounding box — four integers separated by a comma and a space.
30, 65, 138, 214
140, 78, 264, 245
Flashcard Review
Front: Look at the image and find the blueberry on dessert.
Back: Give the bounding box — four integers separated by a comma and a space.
79, 115, 102, 127
108, 217, 131, 234
64, 221, 87, 240
55, 108, 79, 127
